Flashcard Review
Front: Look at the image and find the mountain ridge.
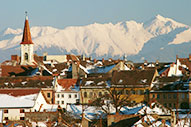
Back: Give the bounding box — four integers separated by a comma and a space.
0, 15, 190, 62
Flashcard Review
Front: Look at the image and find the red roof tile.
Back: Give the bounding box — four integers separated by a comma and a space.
20, 17, 33, 44
0, 88, 40, 97
57, 79, 77, 90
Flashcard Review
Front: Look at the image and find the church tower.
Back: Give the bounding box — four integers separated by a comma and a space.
20, 12, 34, 65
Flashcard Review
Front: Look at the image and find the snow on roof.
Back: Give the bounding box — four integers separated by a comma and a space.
0, 110, 2, 123
85, 81, 94, 86
67, 105, 104, 119
88, 64, 116, 74
79, 64, 89, 74
0, 94, 37, 108
120, 106, 144, 115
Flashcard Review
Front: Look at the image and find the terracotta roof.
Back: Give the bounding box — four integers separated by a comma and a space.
66, 55, 79, 62
0, 88, 40, 97
111, 69, 157, 86
57, 79, 77, 90
178, 58, 191, 71
1, 65, 38, 77
20, 16, 33, 44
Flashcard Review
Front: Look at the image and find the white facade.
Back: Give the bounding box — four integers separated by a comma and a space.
45, 55, 67, 63
168, 59, 182, 76
55, 91, 80, 109
20, 44, 35, 65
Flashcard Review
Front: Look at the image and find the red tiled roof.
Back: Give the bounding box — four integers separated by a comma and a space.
1, 65, 37, 77
57, 79, 77, 90
20, 17, 33, 44
0, 88, 40, 97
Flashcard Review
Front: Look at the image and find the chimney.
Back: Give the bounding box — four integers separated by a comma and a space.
176, 55, 178, 59
94, 59, 97, 63
102, 58, 104, 63
43, 52, 48, 61
189, 54, 191, 61
11, 55, 19, 62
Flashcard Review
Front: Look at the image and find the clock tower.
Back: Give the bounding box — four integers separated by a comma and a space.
20, 12, 35, 65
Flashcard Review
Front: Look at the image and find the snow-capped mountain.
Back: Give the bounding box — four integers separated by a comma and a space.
0, 15, 190, 62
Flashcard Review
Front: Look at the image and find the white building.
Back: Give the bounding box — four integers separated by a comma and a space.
0, 88, 57, 122
53, 77, 80, 109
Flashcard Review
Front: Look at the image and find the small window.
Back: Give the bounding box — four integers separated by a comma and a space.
57, 94, 60, 98
24, 53, 28, 61
75, 94, 77, 98
125, 90, 128, 95
20, 109, 25, 113
57, 101, 59, 104
99, 92, 102, 97
173, 94, 177, 99
84, 92, 87, 98
4, 109, 8, 113
62, 101, 64, 104
169, 103, 172, 107
164, 103, 167, 107
152, 94, 155, 98
168, 94, 171, 99
20, 117, 25, 120
131, 90, 135, 94
4, 117, 8, 120
47, 93, 51, 98
163, 94, 166, 99
89, 92, 93, 98
182, 94, 185, 99
68, 94, 71, 98
62, 94, 64, 98
157, 94, 160, 99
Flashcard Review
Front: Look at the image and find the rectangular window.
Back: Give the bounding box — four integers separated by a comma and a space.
62, 101, 64, 104
4, 117, 8, 120
20, 117, 25, 120
157, 94, 160, 99
125, 90, 128, 95
68, 94, 71, 98
168, 94, 171, 99
182, 94, 185, 99
57, 101, 59, 104
163, 94, 166, 99
20, 109, 25, 113
164, 103, 167, 107
152, 94, 155, 98
131, 90, 135, 94
173, 94, 177, 99
62, 94, 64, 98
57, 94, 60, 98
169, 103, 172, 107
4, 109, 8, 113
47, 93, 50, 98
75, 94, 77, 98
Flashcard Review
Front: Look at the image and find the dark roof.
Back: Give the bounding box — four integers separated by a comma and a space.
0, 76, 53, 88
151, 76, 189, 91
81, 77, 110, 86
109, 115, 141, 127
111, 70, 156, 86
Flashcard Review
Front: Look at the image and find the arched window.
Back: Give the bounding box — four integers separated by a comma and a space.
84, 92, 87, 98
24, 53, 28, 61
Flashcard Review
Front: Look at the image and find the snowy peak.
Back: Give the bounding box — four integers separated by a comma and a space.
2, 28, 22, 35
144, 15, 187, 36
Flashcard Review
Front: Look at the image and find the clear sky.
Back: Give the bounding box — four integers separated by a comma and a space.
0, 0, 190, 31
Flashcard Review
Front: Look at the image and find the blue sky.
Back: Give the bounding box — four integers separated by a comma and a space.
0, 0, 190, 31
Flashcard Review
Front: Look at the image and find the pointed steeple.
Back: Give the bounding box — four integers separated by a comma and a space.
20, 12, 33, 44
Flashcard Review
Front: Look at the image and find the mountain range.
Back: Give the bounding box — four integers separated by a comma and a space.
0, 15, 191, 62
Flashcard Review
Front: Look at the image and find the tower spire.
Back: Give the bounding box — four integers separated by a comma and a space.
20, 12, 33, 44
